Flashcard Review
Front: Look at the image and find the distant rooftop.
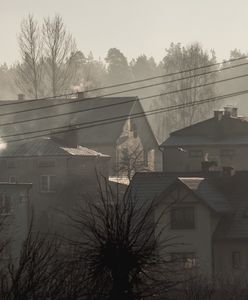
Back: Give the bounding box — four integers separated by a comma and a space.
0, 138, 109, 158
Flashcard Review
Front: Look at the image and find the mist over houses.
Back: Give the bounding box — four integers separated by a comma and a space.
0, 91, 248, 284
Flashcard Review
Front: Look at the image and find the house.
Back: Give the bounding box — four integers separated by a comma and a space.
130, 171, 248, 278
0, 182, 32, 263
0, 136, 110, 232
160, 107, 248, 172
0, 95, 161, 177
69, 96, 162, 175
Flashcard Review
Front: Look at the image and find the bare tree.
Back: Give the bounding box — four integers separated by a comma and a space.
156, 42, 217, 140
116, 145, 150, 182
67, 178, 180, 300
42, 14, 77, 96
16, 15, 43, 99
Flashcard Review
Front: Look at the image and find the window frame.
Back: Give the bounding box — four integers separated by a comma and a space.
170, 206, 195, 230
232, 251, 241, 269
171, 252, 198, 269
40, 175, 56, 193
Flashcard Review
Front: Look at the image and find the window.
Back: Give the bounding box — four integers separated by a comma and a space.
220, 149, 235, 158
130, 122, 138, 138
171, 206, 195, 229
189, 150, 203, 158
39, 159, 56, 167
171, 252, 198, 269
40, 175, 56, 193
143, 149, 148, 167
0, 195, 12, 215
232, 251, 241, 269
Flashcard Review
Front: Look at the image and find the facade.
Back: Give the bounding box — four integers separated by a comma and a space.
0, 182, 32, 263
160, 107, 248, 172
0, 137, 110, 231
73, 96, 162, 175
0, 96, 161, 176
130, 171, 248, 278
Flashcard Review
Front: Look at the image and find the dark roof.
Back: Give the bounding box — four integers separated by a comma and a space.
0, 97, 158, 147
73, 97, 157, 146
130, 172, 177, 203
178, 177, 232, 214
0, 138, 109, 158
160, 115, 248, 147
213, 173, 248, 239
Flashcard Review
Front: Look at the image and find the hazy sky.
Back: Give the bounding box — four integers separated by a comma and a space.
1, 0, 247, 65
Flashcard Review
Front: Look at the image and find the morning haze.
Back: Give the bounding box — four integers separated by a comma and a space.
0, 1, 248, 299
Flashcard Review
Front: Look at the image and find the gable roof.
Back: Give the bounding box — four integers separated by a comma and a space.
131, 171, 248, 240
0, 138, 109, 158
178, 177, 232, 214
0, 97, 158, 147
160, 114, 248, 147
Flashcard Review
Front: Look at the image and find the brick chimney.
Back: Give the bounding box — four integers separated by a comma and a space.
224, 106, 238, 118
214, 110, 224, 121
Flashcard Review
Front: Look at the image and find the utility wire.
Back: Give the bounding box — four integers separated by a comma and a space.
3, 88, 248, 143
1, 55, 248, 106
1, 64, 248, 120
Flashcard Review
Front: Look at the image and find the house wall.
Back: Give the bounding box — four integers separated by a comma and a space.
0, 184, 31, 264
116, 117, 162, 174
214, 240, 248, 279
0, 156, 109, 231
157, 187, 220, 277
163, 145, 248, 172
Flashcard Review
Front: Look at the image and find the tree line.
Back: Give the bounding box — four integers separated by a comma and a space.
1, 14, 247, 141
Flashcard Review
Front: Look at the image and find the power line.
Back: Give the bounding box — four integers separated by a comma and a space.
3, 88, 248, 143
2, 54, 248, 106
1, 65, 248, 120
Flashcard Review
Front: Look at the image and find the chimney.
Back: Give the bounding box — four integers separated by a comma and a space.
224, 106, 238, 118
18, 94, 25, 101
214, 110, 224, 121
231, 107, 238, 117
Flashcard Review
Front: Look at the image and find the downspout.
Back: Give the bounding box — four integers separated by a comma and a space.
158, 145, 165, 171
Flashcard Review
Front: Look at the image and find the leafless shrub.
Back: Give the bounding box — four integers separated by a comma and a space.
66, 177, 181, 300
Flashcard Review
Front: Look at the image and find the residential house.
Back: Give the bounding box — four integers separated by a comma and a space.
130, 171, 248, 278
0, 136, 110, 232
0, 182, 32, 263
160, 107, 248, 172
0, 95, 161, 177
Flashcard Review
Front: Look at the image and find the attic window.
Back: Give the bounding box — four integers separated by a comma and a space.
171, 206, 195, 229
130, 121, 138, 138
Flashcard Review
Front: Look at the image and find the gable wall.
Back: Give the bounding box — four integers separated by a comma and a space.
156, 185, 220, 277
